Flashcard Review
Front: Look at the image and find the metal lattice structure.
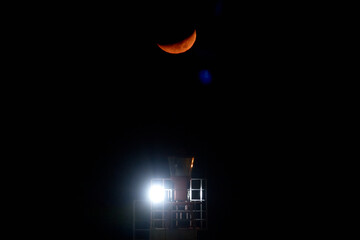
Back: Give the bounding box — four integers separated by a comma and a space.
133, 178, 207, 240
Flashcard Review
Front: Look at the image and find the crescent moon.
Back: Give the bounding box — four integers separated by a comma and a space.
157, 30, 196, 54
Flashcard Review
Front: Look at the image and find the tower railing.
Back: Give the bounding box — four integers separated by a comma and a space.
149, 178, 207, 230
133, 178, 207, 240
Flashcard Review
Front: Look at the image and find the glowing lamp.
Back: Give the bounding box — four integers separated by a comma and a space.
149, 185, 165, 203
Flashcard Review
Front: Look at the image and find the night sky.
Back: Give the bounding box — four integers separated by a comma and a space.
21, 1, 318, 239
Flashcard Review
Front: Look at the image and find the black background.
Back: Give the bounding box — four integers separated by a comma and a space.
12, 1, 324, 239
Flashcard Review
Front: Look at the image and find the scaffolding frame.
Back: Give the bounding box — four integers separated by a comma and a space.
133, 178, 207, 240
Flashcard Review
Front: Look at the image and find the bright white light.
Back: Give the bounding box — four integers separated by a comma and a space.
149, 185, 165, 203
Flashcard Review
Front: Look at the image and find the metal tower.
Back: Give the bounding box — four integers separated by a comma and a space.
133, 157, 207, 240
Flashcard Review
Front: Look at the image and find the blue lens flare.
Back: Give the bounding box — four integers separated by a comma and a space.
199, 70, 212, 85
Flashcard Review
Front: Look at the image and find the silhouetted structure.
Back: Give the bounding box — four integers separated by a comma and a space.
133, 157, 207, 240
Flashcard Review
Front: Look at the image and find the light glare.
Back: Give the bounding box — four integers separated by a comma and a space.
149, 185, 165, 203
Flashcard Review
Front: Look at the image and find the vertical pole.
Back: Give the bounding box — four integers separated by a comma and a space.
205, 179, 208, 229
180, 204, 182, 223
190, 203, 193, 228
162, 179, 165, 228
190, 179, 192, 201
150, 180, 153, 229
199, 202, 202, 229
176, 205, 178, 227
185, 204, 189, 227
200, 179, 203, 201
200, 179, 203, 229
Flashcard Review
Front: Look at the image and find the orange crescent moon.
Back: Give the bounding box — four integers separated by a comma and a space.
157, 30, 196, 54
